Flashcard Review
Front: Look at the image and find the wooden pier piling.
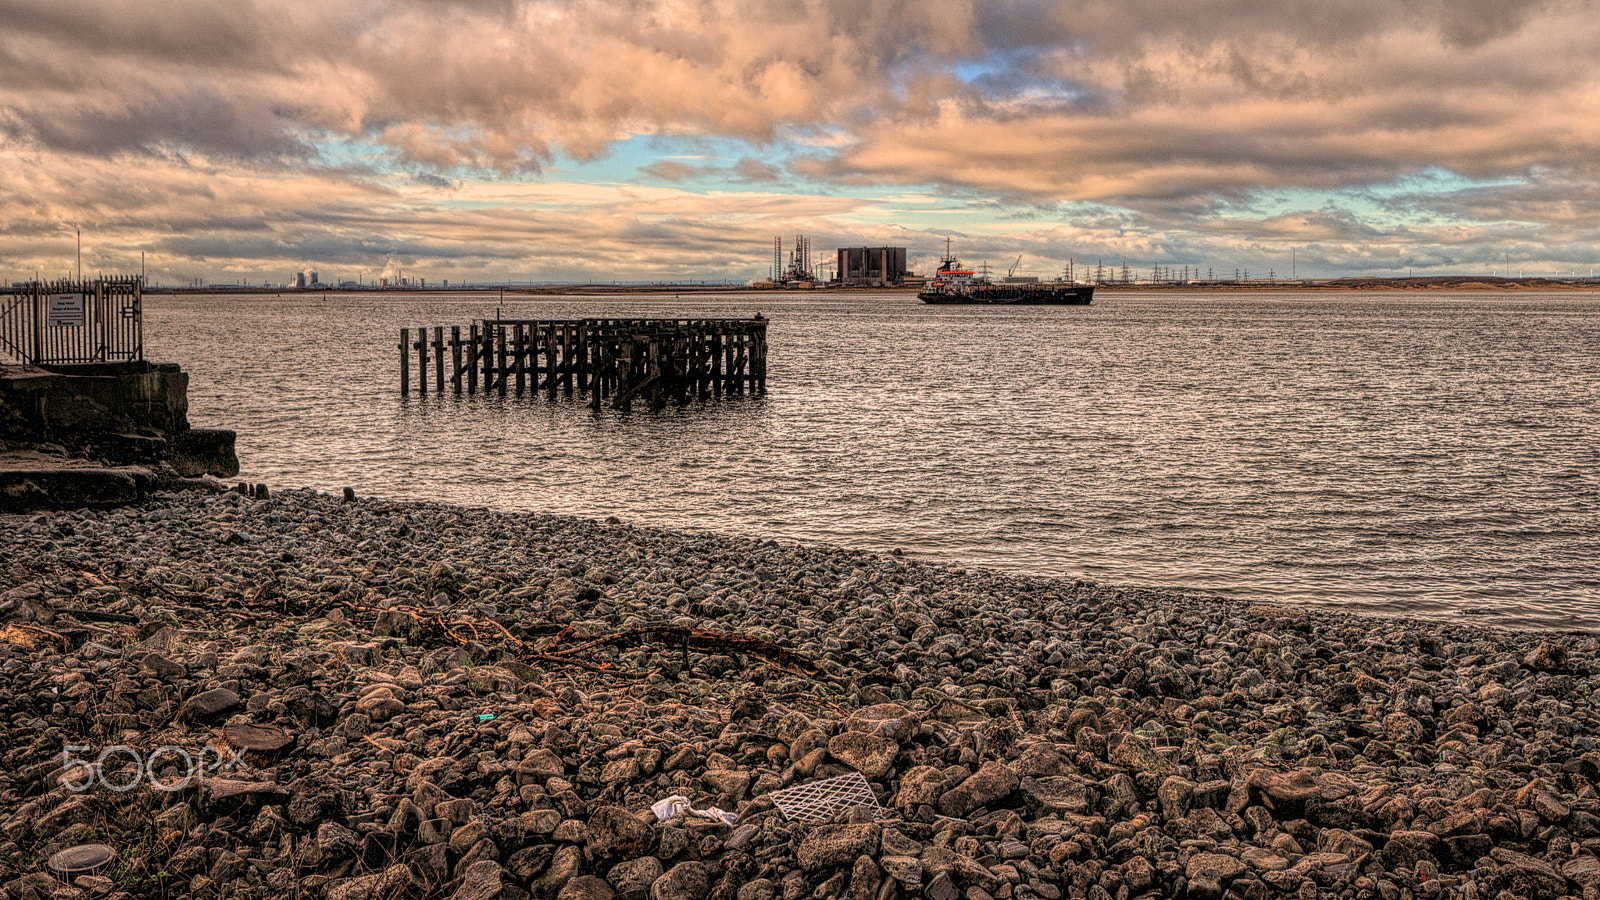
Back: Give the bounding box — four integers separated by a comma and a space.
400, 328, 410, 396
398, 317, 768, 409
451, 325, 462, 394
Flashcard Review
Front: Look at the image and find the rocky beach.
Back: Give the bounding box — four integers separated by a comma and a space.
3, 488, 1599, 900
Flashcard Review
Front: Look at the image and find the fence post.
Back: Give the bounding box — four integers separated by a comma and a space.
134, 278, 144, 362
96, 281, 108, 362
31, 282, 43, 365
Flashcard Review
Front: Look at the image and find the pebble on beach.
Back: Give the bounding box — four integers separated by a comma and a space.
2, 487, 1599, 900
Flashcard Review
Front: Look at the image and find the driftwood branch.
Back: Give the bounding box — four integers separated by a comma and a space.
59, 608, 141, 624
548, 623, 824, 677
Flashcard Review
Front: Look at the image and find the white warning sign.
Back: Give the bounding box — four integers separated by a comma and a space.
47, 293, 85, 327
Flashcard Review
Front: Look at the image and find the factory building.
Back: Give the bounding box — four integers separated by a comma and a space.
836, 247, 908, 286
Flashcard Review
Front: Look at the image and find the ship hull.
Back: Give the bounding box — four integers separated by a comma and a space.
918, 285, 1094, 305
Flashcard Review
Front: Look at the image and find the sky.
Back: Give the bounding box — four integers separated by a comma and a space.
3, 0, 1599, 285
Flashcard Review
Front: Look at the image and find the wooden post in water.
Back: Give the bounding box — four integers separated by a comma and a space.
584, 329, 595, 402
563, 323, 575, 395
545, 324, 557, 399
451, 326, 463, 394
433, 327, 445, 393
589, 328, 603, 411
467, 324, 478, 394
482, 325, 495, 393
526, 324, 536, 393
688, 332, 700, 400
496, 324, 508, 396
617, 339, 635, 412
650, 338, 665, 409
711, 330, 723, 398
569, 324, 578, 393
753, 320, 766, 392
699, 332, 711, 400
416, 326, 428, 395
513, 324, 526, 394
400, 328, 410, 396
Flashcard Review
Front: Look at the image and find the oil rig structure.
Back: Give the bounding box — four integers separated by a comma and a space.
773, 234, 818, 286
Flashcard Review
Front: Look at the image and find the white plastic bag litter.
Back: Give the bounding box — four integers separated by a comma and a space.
650, 794, 738, 826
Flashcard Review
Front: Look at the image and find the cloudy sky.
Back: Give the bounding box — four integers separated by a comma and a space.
3, 0, 1598, 285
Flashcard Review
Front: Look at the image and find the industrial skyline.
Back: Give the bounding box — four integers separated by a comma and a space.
3, 1, 1600, 285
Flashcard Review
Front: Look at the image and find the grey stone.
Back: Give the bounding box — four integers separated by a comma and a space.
523, 809, 563, 835
587, 806, 654, 860
559, 876, 615, 900
355, 686, 405, 722
453, 860, 507, 900
286, 777, 342, 826
879, 856, 923, 886
1564, 856, 1600, 887
1186, 852, 1246, 884
842, 703, 920, 741
317, 822, 359, 858
532, 846, 584, 899
1158, 776, 1196, 818
608, 857, 664, 900
938, 761, 1018, 817
797, 823, 881, 871
895, 765, 963, 809
925, 872, 960, 900
140, 652, 185, 678
1246, 768, 1320, 813
724, 824, 759, 852
827, 731, 899, 779
650, 860, 712, 900
842, 856, 880, 900
701, 768, 752, 797
326, 865, 411, 900
1487, 848, 1567, 897
181, 686, 241, 720
735, 879, 776, 900
1106, 733, 1175, 779
519, 749, 567, 784
1020, 776, 1094, 816
450, 822, 490, 855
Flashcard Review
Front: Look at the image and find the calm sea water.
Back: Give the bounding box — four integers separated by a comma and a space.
145, 290, 1600, 631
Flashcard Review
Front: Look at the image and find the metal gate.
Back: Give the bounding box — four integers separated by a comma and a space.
0, 277, 143, 365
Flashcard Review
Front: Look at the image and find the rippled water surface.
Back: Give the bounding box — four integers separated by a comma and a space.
146, 290, 1600, 631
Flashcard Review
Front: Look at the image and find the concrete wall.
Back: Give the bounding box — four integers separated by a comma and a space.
1, 362, 189, 439
0, 361, 237, 478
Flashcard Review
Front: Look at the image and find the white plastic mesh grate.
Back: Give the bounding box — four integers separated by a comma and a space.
768, 772, 882, 824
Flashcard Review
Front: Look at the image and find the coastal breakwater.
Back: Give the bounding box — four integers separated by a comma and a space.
3, 490, 1600, 899
401, 318, 767, 410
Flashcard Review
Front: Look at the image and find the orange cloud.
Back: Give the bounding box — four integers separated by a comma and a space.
4, 0, 1600, 277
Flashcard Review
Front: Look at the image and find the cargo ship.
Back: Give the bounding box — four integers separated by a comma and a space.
918, 242, 1093, 305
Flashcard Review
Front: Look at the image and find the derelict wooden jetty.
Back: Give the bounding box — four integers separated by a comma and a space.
400, 317, 767, 410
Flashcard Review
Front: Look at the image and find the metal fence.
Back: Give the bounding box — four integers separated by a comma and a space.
0, 277, 143, 366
